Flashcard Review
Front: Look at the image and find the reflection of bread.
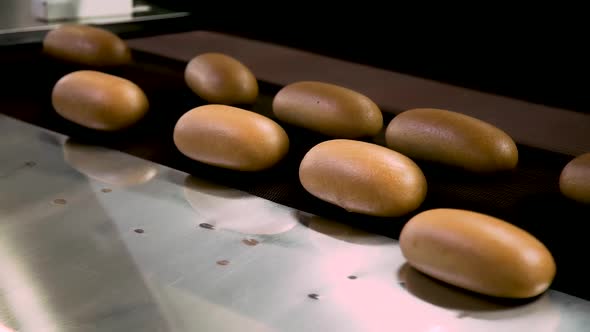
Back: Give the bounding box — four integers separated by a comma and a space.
183, 176, 296, 235
63, 139, 157, 186
466, 293, 560, 331
301, 213, 397, 284
398, 263, 513, 311
396, 264, 560, 331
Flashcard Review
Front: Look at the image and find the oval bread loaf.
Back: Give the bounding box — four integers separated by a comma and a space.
184, 53, 258, 105
43, 24, 131, 67
272, 81, 383, 138
385, 108, 518, 172
559, 152, 590, 204
52, 70, 149, 131
173, 104, 289, 171
299, 139, 427, 217
399, 208, 556, 298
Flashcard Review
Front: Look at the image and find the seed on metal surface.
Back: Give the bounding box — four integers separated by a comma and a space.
242, 238, 259, 246
24, 161, 36, 167
308, 293, 320, 300
53, 198, 67, 205
199, 223, 215, 230
134, 228, 145, 234
101, 188, 112, 193
347, 275, 357, 280
216, 260, 230, 266
457, 312, 468, 319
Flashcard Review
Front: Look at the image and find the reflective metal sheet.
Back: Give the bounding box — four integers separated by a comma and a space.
1, 114, 589, 332
0, 0, 189, 35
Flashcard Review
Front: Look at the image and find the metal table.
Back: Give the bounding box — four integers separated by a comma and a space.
0, 0, 190, 46
1, 113, 590, 332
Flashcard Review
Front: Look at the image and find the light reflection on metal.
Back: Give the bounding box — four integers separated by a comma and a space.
63, 139, 158, 187
0, 235, 59, 332
0, 114, 587, 331
183, 175, 297, 235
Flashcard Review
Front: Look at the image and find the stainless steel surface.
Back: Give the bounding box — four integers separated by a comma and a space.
0, 0, 188, 35
1, 113, 589, 332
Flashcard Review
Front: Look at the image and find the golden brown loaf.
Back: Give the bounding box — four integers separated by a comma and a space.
400, 208, 556, 298
299, 139, 427, 217
273, 81, 383, 138
43, 24, 131, 67
52, 70, 149, 131
559, 152, 590, 204
173, 104, 289, 171
385, 108, 518, 172
184, 53, 258, 105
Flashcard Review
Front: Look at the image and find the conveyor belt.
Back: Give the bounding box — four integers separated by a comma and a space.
1, 38, 590, 304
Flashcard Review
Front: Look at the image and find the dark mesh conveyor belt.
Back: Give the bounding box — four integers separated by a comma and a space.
2, 44, 590, 301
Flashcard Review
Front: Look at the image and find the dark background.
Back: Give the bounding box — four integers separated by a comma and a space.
146, 3, 589, 115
